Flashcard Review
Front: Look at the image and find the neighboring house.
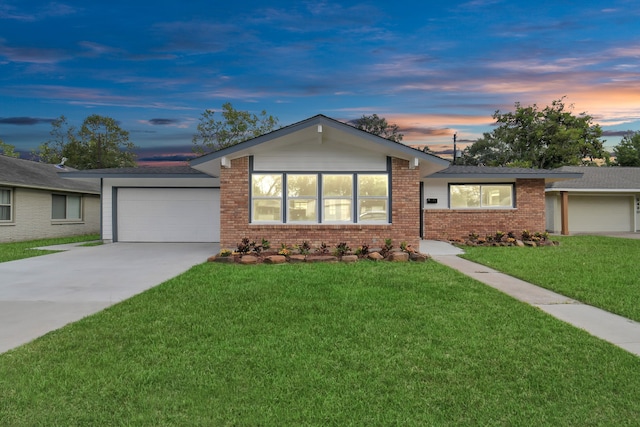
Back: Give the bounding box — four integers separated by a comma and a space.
546, 166, 640, 234
0, 155, 100, 243
63, 115, 581, 248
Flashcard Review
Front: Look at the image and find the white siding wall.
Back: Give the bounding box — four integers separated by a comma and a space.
422, 179, 450, 209
254, 138, 387, 172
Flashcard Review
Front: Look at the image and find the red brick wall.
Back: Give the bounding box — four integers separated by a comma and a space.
423, 179, 546, 240
219, 156, 421, 250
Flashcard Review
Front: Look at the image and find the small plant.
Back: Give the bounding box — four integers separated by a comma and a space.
495, 231, 505, 241
278, 243, 291, 256
316, 242, 330, 255
355, 243, 369, 258
296, 241, 311, 255
236, 238, 252, 255
380, 238, 393, 257
468, 233, 479, 242
333, 242, 351, 258
219, 249, 232, 257
521, 230, 532, 240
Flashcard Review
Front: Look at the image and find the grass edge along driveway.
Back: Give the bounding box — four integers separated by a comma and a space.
0, 234, 100, 263
1, 261, 639, 426
461, 235, 640, 323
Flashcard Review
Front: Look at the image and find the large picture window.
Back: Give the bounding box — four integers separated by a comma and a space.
52, 194, 82, 220
0, 188, 12, 221
450, 184, 513, 209
250, 172, 389, 224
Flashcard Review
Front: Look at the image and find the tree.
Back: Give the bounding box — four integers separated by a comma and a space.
460, 98, 606, 169
350, 114, 403, 142
38, 115, 137, 169
613, 131, 640, 166
192, 103, 279, 154
0, 139, 20, 158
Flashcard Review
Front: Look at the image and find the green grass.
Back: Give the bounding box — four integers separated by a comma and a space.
2, 261, 640, 425
461, 235, 640, 322
0, 234, 100, 263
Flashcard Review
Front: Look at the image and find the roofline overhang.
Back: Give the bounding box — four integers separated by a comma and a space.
0, 181, 100, 195
57, 171, 216, 179
546, 188, 640, 193
424, 171, 584, 181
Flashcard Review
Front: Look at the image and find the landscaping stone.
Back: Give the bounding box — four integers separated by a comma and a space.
409, 252, 429, 262
210, 255, 234, 263
341, 255, 358, 263
388, 252, 409, 262
288, 254, 307, 263
263, 255, 287, 264
367, 252, 384, 261
524, 240, 537, 247
515, 240, 525, 247
239, 255, 258, 264
306, 255, 338, 263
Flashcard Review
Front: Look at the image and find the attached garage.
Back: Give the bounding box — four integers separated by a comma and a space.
566, 194, 634, 233
116, 188, 220, 242
546, 166, 640, 235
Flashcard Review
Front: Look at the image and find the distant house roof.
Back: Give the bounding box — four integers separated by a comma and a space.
425, 165, 583, 182
60, 165, 214, 179
0, 155, 99, 194
546, 166, 640, 192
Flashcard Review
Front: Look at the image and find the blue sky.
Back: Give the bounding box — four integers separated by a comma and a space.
1, 0, 639, 164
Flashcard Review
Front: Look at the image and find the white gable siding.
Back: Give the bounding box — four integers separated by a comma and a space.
253, 138, 387, 172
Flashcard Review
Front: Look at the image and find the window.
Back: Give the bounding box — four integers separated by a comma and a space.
250, 172, 389, 224
450, 184, 513, 209
251, 174, 283, 221
52, 194, 82, 220
358, 174, 389, 222
0, 188, 12, 221
287, 174, 317, 222
322, 175, 353, 222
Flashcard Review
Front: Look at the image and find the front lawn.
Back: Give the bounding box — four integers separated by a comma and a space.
1, 262, 639, 425
461, 235, 640, 322
0, 234, 100, 263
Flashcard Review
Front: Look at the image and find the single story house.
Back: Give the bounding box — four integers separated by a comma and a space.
0, 155, 100, 242
63, 115, 581, 248
546, 166, 640, 234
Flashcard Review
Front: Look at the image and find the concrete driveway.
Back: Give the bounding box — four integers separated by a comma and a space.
0, 242, 218, 354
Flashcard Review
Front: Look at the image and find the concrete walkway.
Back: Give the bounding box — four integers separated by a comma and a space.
0, 242, 217, 354
421, 240, 640, 357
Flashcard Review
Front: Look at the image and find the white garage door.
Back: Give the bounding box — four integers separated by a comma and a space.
569, 195, 633, 233
117, 188, 219, 242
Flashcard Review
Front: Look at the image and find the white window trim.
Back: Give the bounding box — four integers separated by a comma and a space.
250, 172, 390, 224
0, 187, 13, 223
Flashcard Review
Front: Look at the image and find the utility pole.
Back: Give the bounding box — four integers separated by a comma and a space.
452, 133, 457, 165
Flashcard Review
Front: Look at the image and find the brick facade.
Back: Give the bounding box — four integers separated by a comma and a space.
0, 187, 100, 243
422, 179, 546, 240
219, 157, 422, 250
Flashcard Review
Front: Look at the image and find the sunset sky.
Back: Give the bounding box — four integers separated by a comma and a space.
1, 0, 639, 164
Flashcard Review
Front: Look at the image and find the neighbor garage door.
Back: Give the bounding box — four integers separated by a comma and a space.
117, 188, 219, 242
568, 195, 633, 233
